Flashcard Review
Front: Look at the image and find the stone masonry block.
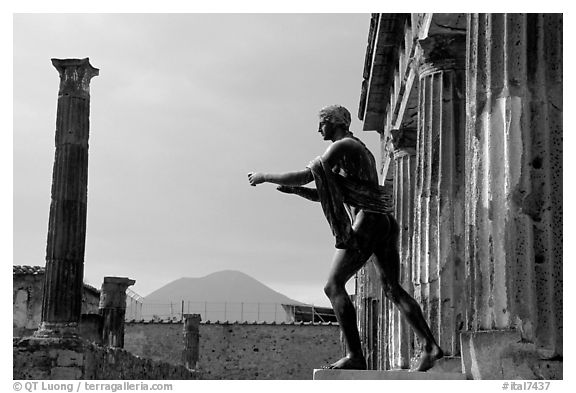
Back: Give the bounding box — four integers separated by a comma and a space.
460, 330, 563, 380
50, 366, 83, 380
56, 349, 84, 367
428, 356, 464, 374
460, 330, 520, 379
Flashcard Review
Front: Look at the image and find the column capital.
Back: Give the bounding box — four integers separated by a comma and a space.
391, 128, 417, 158
418, 33, 466, 77
183, 314, 202, 324
99, 277, 135, 309
102, 276, 136, 286
52, 58, 99, 98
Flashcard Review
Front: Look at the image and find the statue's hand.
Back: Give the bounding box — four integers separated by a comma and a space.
248, 172, 266, 186
276, 185, 295, 194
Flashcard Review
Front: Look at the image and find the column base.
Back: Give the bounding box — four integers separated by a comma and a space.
34, 322, 79, 339
460, 330, 563, 380
313, 369, 466, 380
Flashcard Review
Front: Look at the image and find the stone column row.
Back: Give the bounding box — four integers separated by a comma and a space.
465, 13, 562, 356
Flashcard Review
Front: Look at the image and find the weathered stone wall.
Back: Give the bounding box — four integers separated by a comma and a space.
13, 336, 200, 380
13, 270, 100, 337
124, 321, 342, 379
199, 322, 341, 379
82, 289, 100, 315
13, 274, 44, 337
124, 322, 182, 365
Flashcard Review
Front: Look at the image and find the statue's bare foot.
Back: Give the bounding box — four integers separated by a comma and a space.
411, 345, 444, 372
323, 356, 367, 370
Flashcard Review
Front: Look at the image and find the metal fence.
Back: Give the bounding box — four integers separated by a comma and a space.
125, 301, 299, 323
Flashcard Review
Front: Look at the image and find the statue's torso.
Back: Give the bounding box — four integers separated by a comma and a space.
329, 136, 380, 219
330, 136, 379, 184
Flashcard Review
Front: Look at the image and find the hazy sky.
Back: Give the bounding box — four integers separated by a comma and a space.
13, 13, 382, 307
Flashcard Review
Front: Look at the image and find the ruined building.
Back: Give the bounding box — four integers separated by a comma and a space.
13, 265, 100, 338
354, 13, 562, 379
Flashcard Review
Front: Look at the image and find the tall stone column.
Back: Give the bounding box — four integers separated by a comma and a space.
389, 127, 417, 368
99, 277, 135, 348
412, 33, 466, 356
182, 314, 201, 370
465, 14, 562, 356
36, 58, 99, 338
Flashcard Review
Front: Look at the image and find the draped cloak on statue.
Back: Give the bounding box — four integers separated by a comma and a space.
306, 156, 394, 249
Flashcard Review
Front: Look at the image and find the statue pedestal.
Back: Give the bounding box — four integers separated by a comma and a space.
313, 369, 466, 380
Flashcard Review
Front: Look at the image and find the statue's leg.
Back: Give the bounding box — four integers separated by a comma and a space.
322, 212, 375, 370
372, 216, 443, 371
323, 246, 371, 369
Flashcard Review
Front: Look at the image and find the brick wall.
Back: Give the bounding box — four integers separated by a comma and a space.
124, 321, 342, 379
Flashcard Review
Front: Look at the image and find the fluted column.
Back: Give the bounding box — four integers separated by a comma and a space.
465, 14, 562, 356
389, 127, 417, 368
36, 58, 99, 338
412, 33, 466, 356
99, 277, 135, 348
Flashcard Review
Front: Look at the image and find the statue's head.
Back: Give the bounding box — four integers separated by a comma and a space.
318, 105, 351, 129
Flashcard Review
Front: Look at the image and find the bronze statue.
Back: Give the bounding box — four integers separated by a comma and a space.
248, 105, 443, 371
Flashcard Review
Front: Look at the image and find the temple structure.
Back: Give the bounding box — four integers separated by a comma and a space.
355, 13, 562, 379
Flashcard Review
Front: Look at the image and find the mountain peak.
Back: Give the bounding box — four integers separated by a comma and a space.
202, 269, 250, 278
145, 270, 305, 306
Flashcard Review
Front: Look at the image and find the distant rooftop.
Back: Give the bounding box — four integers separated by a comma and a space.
13, 265, 45, 275
13, 265, 100, 295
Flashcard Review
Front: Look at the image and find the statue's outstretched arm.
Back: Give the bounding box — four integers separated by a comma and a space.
248, 169, 313, 187
276, 185, 319, 202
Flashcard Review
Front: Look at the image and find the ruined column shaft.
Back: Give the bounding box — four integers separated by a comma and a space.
412, 34, 466, 356
465, 14, 562, 355
99, 277, 135, 348
38, 58, 99, 336
182, 314, 201, 369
